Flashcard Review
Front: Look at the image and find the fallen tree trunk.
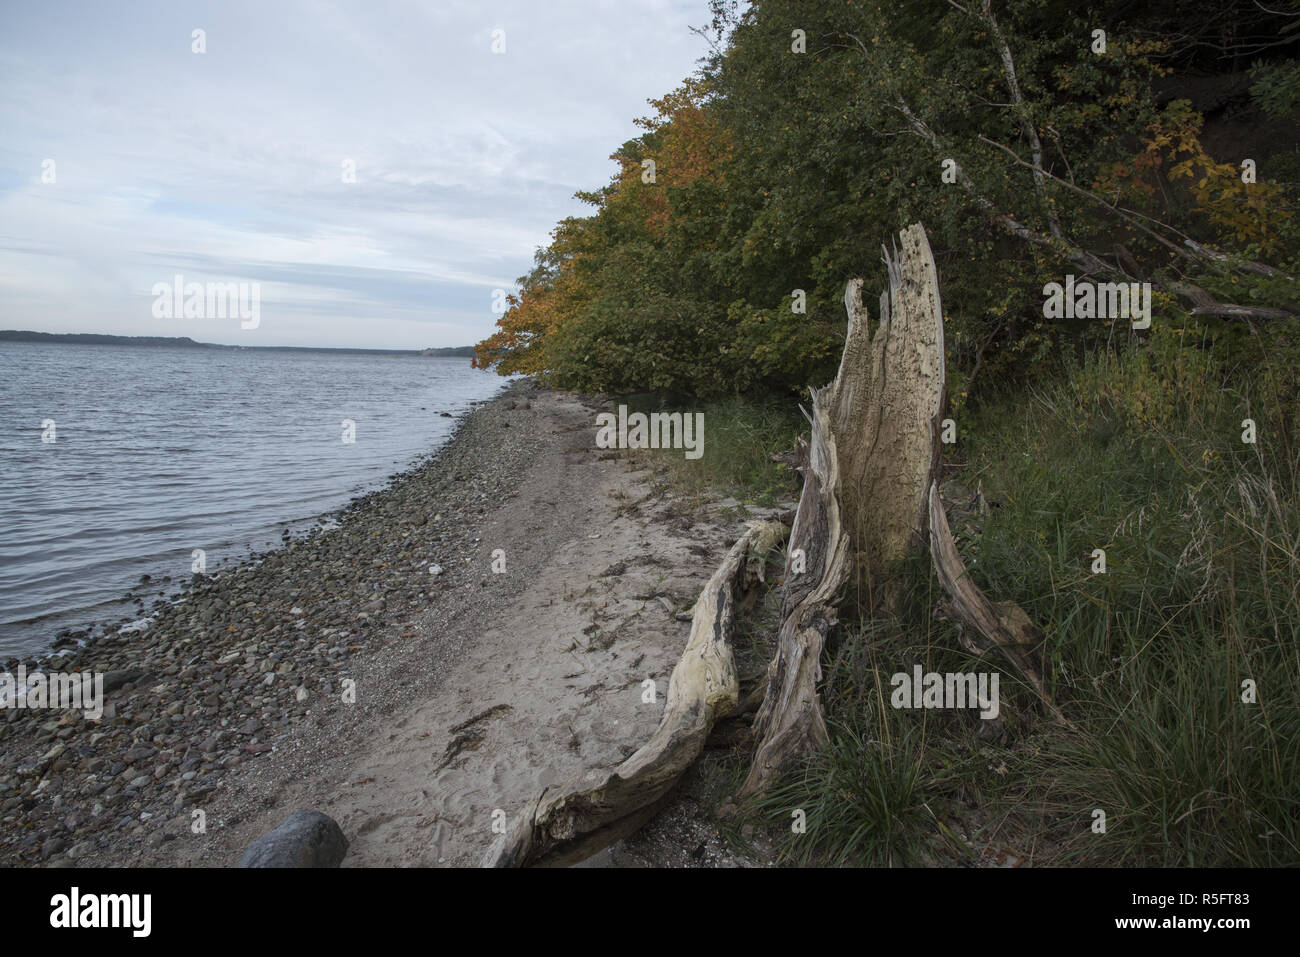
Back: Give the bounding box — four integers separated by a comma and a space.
481, 519, 788, 867
737, 223, 947, 799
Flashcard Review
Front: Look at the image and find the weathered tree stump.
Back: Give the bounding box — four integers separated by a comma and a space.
737, 223, 947, 799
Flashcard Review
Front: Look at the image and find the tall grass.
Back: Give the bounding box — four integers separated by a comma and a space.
619, 393, 804, 506
981, 339, 1300, 866
755, 601, 989, 867
744, 334, 1300, 866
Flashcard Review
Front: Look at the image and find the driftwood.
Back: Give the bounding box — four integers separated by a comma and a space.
927, 481, 1072, 726
734, 413, 852, 799
481, 519, 788, 867
737, 223, 947, 799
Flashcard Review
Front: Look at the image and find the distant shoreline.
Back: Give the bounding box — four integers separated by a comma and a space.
0, 330, 475, 358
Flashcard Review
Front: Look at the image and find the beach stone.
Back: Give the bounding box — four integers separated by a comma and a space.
236, 810, 347, 868
102, 668, 147, 693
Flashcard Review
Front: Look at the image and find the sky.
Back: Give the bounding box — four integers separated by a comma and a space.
0, 0, 711, 349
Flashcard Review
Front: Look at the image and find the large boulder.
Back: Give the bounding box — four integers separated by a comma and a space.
236, 810, 348, 868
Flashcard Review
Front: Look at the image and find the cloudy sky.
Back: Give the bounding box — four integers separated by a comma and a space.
0, 0, 710, 349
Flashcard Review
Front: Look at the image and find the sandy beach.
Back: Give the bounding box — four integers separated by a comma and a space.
0, 379, 778, 867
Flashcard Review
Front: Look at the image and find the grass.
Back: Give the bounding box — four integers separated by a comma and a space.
949, 343, 1300, 866
750, 561, 1030, 867
617, 392, 804, 507
673, 338, 1300, 867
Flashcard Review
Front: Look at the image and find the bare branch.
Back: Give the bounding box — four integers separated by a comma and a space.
954, 1, 1064, 239
977, 134, 1298, 291
977, 134, 1198, 262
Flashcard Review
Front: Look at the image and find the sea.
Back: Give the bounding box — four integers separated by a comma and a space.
0, 341, 507, 658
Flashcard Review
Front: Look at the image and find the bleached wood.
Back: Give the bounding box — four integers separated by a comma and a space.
739, 223, 947, 798
481, 519, 788, 867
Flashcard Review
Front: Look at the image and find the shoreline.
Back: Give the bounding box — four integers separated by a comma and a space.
3, 382, 512, 667
2, 378, 775, 867
0, 377, 540, 865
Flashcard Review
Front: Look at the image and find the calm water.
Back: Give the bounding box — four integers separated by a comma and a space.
0, 343, 506, 657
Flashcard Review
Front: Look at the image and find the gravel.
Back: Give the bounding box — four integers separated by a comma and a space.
0, 378, 542, 867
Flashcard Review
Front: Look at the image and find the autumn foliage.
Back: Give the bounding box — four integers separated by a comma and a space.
476, 0, 1299, 403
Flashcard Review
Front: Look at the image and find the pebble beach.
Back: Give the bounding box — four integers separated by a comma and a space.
0, 379, 536, 866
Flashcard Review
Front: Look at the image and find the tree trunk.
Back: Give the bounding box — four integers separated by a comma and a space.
833, 224, 948, 605
737, 223, 947, 799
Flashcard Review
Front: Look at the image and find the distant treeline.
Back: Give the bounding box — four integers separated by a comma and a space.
419, 346, 476, 357
0, 330, 209, 347
0, 331, 476, 357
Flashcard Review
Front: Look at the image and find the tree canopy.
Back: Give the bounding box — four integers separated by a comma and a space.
476, 0, 1300, 409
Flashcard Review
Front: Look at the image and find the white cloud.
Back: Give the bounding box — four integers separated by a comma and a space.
0, 0, 707, 348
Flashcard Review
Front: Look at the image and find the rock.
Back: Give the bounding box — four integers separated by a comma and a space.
236, 810, 348, 868
41, 743, 66, 762
102, 668, 147, 693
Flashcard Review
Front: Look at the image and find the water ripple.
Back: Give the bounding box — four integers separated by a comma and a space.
0, 342, 504, 656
